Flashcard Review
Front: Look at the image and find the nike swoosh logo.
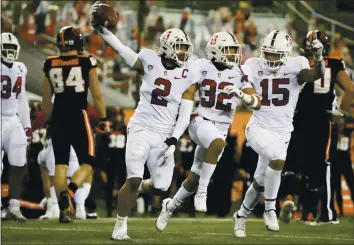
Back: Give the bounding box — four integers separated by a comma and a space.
228, 76, 235, 79
284, 72, 291, 76
174, 77, 182, 79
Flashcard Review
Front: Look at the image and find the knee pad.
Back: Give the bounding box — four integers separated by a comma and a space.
191, 146, 206, 176
152, 177, 172, 192
37, 150, 46, 166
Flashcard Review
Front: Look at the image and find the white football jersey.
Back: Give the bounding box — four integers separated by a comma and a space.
128, 49, 198, 134
195, 59, 253, 124
1, 62, 27, 116
245, 56, 310, 132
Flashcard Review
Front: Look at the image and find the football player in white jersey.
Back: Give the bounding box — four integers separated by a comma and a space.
0, 33, 32, 221
233, 30, 326, 238
155, 32, 261, 231
90, 2, 199, 240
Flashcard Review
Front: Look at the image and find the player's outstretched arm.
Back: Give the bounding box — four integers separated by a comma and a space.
17, 75, 32, 142
336, 70, 354, 117
42, 75, 53, 122
298, 39, 325, 84
164, 84, 196, 157
89, 67, 109, 134
90, 2, 142, 71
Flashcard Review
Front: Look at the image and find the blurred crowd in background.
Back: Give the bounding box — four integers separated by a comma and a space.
2, 0, 353, 96
1, 0, 353, 218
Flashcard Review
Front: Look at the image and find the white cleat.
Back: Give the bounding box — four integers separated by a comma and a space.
111, 218, 131, 241
8, 204, 26, 222
156, 198, 173, 232
264, 210, 279, 232
51, 204, 60, 219
1, 208, 8, 220
279, 200, 295, 224
233, 212, 246, 238
194, 192, 207, 212
76, 204, 87, 220
40, 203, 60, 219
39, 206, 52, 220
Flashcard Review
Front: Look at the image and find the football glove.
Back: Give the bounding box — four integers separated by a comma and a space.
223, 85, 244, 98
307, 39, 324, 61
25, 127, 32, 143
95, 118, 110, 134
163, 137, 177, 158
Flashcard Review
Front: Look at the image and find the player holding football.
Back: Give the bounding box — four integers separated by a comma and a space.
42, 26, 108, 223
1, 33, 32, 221
279, 30, 354, 225
155, 32, 261, 231
90, 2, 199, 240
233, 30, 327, 237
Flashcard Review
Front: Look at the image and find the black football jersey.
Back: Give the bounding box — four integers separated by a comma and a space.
106, 126, 127, 161
296, 57, 345, 116
43, 54, 97, 115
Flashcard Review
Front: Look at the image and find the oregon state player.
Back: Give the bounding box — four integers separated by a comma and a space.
41, 26, 108, 223
281, 30, 354, 225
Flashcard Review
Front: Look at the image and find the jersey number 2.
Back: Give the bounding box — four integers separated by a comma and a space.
200, 79, 233, 111
49, 67, 84, 93
260, 78, 289, 106
151, 78, 171, 107
1, 75, 22, 99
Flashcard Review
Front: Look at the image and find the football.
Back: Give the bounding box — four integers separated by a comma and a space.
94, 2, 118, 28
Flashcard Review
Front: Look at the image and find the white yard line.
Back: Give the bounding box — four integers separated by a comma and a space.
3, 226, 353, 241
74, 217, 263, 223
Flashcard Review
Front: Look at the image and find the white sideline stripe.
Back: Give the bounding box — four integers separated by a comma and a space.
76, 218, 263, 223
3, 227, 353, 241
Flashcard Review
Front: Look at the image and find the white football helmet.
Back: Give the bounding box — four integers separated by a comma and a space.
158, 28, 193, 67
0, 32, 20, 64
206, 32, 242, 68
260, 30, 292, 72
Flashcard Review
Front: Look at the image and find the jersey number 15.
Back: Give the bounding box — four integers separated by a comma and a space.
260, 78, 290, 106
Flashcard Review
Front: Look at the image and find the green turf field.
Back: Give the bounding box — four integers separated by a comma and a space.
2, 217, 353, 244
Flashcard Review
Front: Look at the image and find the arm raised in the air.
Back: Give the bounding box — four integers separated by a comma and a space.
298, 39, 325, 84
90, 2, 142, 71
